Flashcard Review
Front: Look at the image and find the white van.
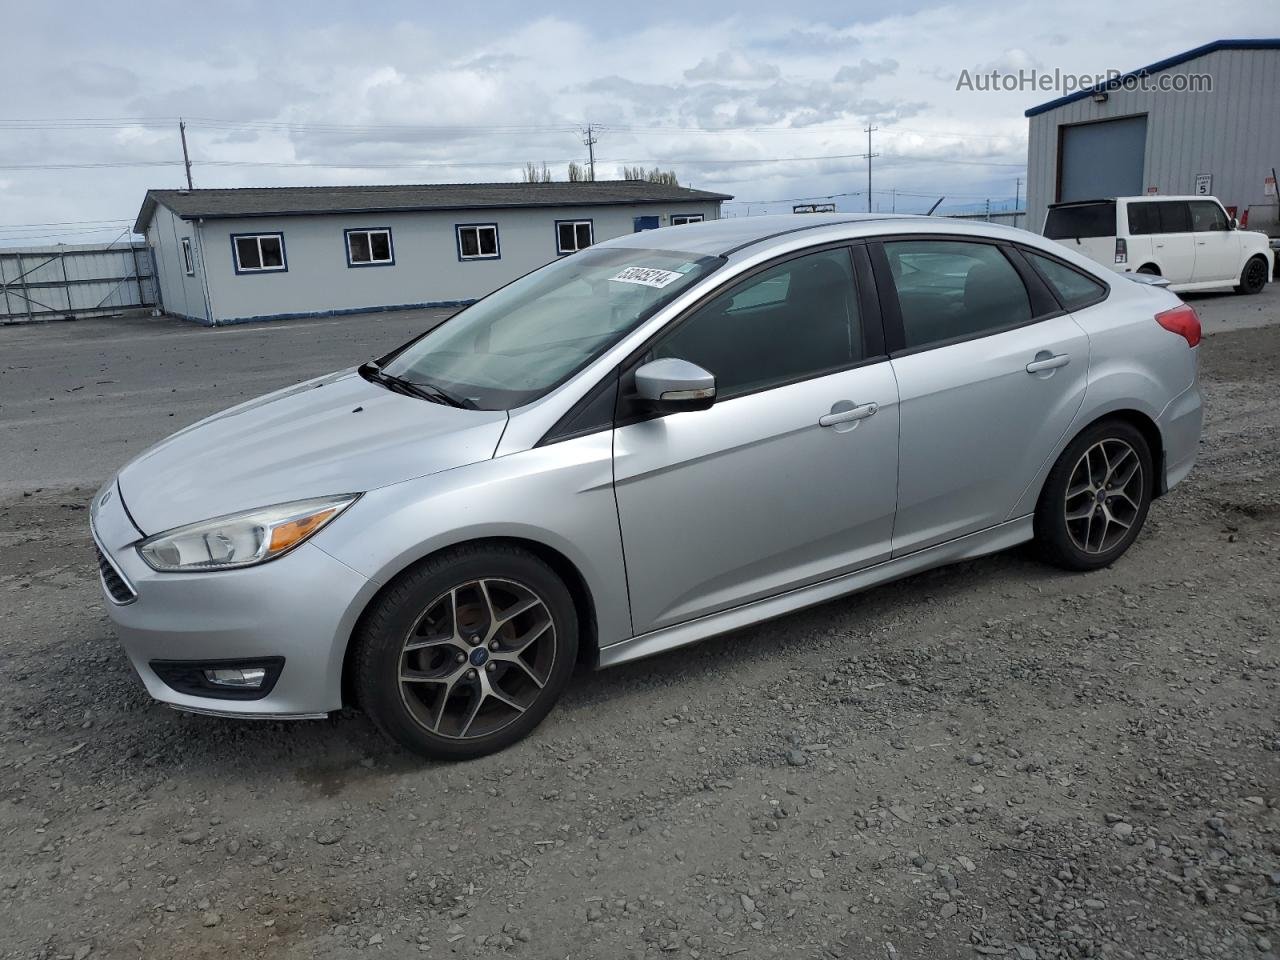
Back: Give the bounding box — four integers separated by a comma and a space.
1044, 196, 1273, 295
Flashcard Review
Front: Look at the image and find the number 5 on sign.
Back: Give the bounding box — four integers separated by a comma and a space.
1194, 174, 1212, 195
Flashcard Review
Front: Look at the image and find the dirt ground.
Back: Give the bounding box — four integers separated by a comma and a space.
1, 294, 1278, 960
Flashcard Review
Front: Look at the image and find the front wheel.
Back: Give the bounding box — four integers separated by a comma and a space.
352, 544, 578, 760
1034, 420, 1153, 571
1235, 255, 1269, 295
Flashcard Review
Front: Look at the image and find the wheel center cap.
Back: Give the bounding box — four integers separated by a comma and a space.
469, 647, 489, 667
1095, 489, 1107, 504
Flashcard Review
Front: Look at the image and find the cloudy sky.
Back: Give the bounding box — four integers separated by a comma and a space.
1, 0, 1276, 246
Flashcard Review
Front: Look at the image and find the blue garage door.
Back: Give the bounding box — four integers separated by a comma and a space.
1058, 115, 1147, 202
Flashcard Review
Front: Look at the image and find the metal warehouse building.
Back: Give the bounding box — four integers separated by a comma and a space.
1025, 39, 1280, 234
134, 181, 730, 325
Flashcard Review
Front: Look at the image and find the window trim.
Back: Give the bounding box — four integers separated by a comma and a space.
554, 218, 594, 256
180, 237, 194, 276
614, 240, 889, 426
670, 213, 705, 226
868, 234, 1058, 358
344, 227, 395, 268
230, 232, 288, 275
1013, 244, 1111, 313
455, 222, 501, 261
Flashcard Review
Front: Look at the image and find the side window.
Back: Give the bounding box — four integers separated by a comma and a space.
671, 214, 704, 225
1189, 201, 1229, 232
651, 248, 862, 400
882, 240, 1031, 350
232, 233, 286, 273
457, 224, 500, 260
1127, 203, 1159, 236
346, 228, 394, 266
180, 237, 194, 276
555, 220, 593, 255
1023, 250, 1107, 310
1156, 201, 1192, 233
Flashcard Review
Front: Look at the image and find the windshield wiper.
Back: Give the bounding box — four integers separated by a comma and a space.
358, 361, 475, 409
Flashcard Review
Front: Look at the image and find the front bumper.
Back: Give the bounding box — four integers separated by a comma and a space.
91, 482, 378, 717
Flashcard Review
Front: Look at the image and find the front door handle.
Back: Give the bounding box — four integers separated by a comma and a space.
819, 402, 878, 427
1026, 353, 1070, 374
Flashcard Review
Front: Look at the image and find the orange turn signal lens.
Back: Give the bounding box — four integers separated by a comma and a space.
267, 508, 339, 554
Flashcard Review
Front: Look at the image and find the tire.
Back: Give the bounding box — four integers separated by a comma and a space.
1034, 420, 1153, 571
1234, 255, 1269, 295
1136, 264, 1160, 276
352, 543, 578, 760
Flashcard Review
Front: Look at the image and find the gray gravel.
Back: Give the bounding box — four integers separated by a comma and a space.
2, 292, 1278, 959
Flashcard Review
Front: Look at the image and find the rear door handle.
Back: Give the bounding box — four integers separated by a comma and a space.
819, 402, 878, 427
1026, 353, 1070, 374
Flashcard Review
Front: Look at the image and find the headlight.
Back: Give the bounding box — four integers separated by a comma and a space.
136, 495, 359, 572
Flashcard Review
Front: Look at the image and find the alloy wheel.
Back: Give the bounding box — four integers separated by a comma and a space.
1245, 257, 1268, 290
1063, 438, 1145, 555
397, 578, 556, 740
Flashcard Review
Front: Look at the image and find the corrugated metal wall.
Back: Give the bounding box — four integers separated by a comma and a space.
0, 241, 156, 323
1026, 47, 1280, 233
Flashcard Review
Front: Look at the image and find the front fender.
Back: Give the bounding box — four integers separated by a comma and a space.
311, 431, 633, 648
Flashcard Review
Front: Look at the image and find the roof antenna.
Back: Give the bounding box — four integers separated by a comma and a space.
926, 196, 945, 215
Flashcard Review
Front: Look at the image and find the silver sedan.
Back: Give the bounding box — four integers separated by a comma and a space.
91, 214, 1203, 759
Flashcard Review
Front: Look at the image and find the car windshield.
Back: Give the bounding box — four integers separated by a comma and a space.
379, 246, 723, 410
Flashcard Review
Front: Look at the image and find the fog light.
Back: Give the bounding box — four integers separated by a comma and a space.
203, 667, 268, 688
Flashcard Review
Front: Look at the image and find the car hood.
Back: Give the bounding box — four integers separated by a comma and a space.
117, 369, 509, 535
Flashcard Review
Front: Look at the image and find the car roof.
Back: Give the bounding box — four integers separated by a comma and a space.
596, 212, 1046, 258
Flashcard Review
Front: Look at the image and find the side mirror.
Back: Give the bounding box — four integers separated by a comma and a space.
633, 357, 716, 413
1228, 217, 1239, 230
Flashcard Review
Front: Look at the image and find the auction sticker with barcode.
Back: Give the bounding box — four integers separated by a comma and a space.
609, 266, 683, 288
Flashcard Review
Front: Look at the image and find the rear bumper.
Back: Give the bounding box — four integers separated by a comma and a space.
91, 482, 378, 717
1158, 378, 1203, 493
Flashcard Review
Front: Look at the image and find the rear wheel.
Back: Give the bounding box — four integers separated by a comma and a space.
1034, 420, 1153, 571
1235, 255, 1269, 295
1136, 264, 1160, 276
353, 544, 578, 760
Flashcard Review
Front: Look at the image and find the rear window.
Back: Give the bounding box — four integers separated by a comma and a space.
1044, 202, 1116, 239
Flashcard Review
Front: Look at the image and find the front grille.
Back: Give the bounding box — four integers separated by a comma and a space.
94, 543, 137, 604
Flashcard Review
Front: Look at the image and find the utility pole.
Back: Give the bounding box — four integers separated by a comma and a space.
179, 119, 193, 190
1014, 176, 1022, 211
861, 125, 879, 213
891, 188, 896, 213
581, 124, 598, 182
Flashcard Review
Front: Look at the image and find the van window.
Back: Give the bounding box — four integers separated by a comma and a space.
1189, 201, 1229, 232
1023, 251, 1107, 310
1129, 201, 1193, 235
1044, 202, 1116, 239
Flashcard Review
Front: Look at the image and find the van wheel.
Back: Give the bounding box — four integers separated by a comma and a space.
1136, 264, 1160, 276
1034, 420, 1153, 572
352, 544, 578, 760
1235, 255, 1269, 295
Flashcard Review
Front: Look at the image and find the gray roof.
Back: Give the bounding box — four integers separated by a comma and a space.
134, 180, 734, 233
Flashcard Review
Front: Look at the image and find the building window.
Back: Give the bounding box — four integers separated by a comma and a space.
180, 237, 194, 276
670, 214, 704, 225
555, 219, 593, 255
345, 228, 394, 267
232, 233, 287, 273
456, 223, 500, 260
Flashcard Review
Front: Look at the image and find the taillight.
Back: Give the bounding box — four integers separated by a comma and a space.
1115, 238, 1128, 264
1155, 303, 1201, 348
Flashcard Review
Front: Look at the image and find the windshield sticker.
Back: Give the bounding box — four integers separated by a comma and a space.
609, 266, 683, 288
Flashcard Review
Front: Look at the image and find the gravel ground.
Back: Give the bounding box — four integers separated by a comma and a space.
1, 291, 1278, 960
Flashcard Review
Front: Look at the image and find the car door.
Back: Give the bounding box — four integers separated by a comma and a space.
1189, 200, 1240, 283
871, 237, 1090, 556
1151, 201, 1197, 282
612, 245, 900, 634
